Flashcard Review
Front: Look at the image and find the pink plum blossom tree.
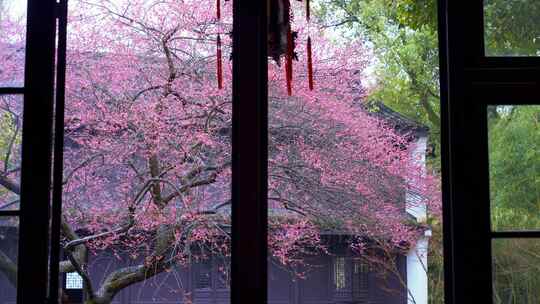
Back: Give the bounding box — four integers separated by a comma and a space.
0, 1, 441, 303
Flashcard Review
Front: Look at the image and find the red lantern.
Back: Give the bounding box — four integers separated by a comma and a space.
216, 0, 313, 94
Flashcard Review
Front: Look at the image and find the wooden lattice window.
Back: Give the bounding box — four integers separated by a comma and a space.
352, 260, 369, 301
65, 272, 83, 290
333, 257, 347, 290
195, 257, 230, 290
196, 260, 212, 289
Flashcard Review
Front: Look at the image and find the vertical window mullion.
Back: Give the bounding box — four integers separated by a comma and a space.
49, 0, 69, 302
436, 2, 457, 304
17, 0, 57, 303
442, 1, 494, 303
231, 0, 268, 304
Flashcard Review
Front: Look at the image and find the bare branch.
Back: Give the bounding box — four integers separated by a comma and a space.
0, 174, 20, 194
0, 250, 17, 287
63, 153, 105, 185
3, 114, 20, 172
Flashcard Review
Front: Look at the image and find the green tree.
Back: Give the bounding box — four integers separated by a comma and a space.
317, 0, 441, 169
489, 105, 540, 230
317, 0, 540, 167
484, 0, 540, 56
488, 106, 540, 303
492, 239, 540, 304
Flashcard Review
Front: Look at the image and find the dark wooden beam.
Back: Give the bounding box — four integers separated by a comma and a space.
231, 0, 268, 303
17, 0, 57, 303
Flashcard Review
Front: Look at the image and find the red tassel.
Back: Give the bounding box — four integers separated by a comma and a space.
285, 62, 292, 96
216, 0, 221, 19
217, 35, 223, 90
285, 28, 294, 96
307, 36, 314, 91
306, 0, 310, 22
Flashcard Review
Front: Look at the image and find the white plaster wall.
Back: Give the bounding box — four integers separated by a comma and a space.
407, 233, 430, 304
406, 134, 430, 304
406, 136, 428, 222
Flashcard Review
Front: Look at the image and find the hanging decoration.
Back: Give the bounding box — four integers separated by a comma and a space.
215, 0, 313, 94
305, 0, 314, 91
285, 27, 294, 95
267, 0, 312, 95
305, 0, 310, 22
307, 36, 314, 91
216, 34, 223, 89
268, 0, 295, 95
216, 0, 223, 90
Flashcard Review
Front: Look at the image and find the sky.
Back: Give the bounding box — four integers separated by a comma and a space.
2, 0, 26, 19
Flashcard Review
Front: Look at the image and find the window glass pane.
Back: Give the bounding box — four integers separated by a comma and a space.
0, 217, 18, 303
493, 238, 540, 303
352, 259, 369, 300
267, 1, 442, 303
0, 95, 22, 211
489, 105, 540, 231
0, 0, 26, 87
484, 0, 540, 56
57, 1, 232, 303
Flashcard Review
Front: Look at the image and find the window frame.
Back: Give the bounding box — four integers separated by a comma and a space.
6, 0, 59, 304
230, 1, 269, 304
439, 1, 540, 303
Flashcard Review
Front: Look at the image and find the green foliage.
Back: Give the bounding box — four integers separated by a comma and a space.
493, 238, 540, 304
488, 107, 540, 303
484, 0, 540, 56
0, 111, 20, 197
426, 215, 444, 304
0, 112, 20, 166
317, 0, 441, 170
488, 106, 540, 228
391, 0, 437, 30
0, 106, 20, 210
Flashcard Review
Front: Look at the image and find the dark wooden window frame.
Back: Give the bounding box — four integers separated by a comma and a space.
0, 0, 59, 304
9, 0, 540, 304
439, 1, 540, 303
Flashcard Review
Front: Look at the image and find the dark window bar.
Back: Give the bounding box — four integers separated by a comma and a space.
0, 88, 25, 95
436, 1, 454, 303
17, 0, 58, 303
0, 211, 20, 217
48, 0, 69, 303
491, 231, 540, 239
231, 0, 268, 304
